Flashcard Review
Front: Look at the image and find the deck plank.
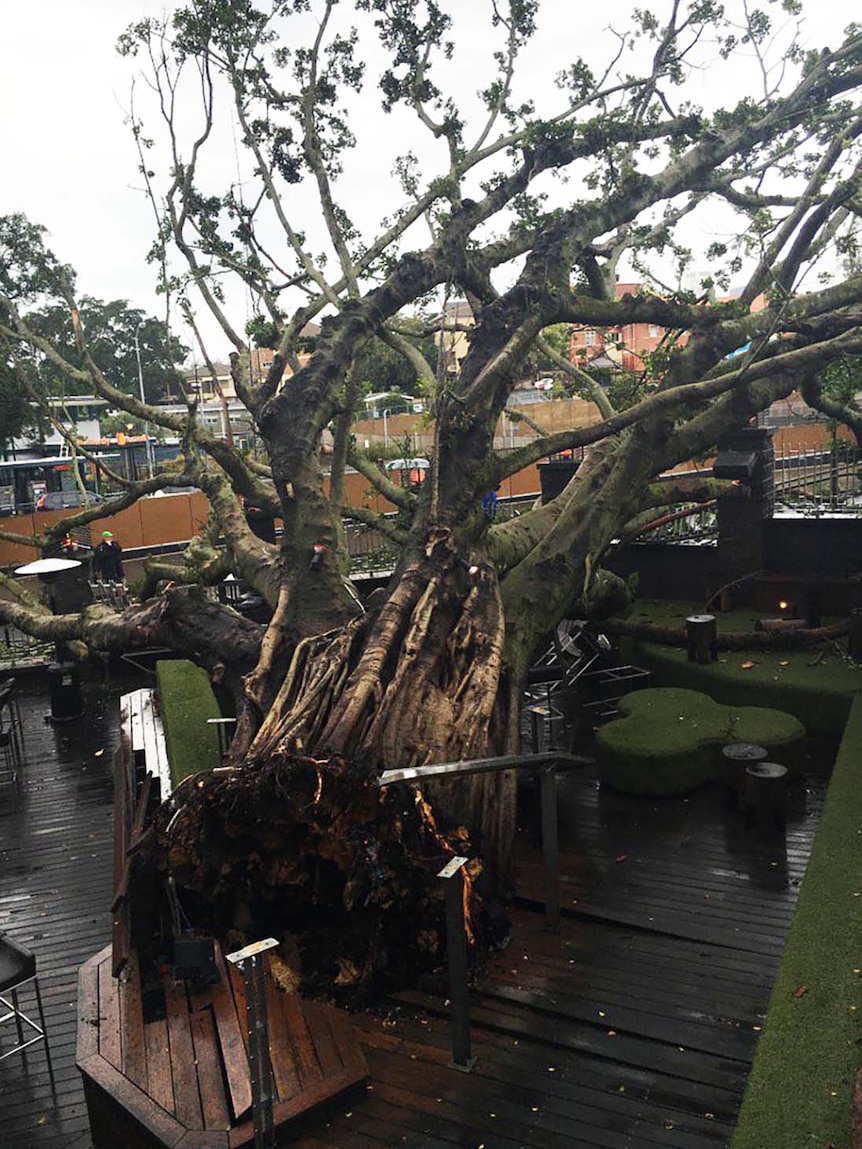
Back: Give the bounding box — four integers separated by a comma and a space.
264, 969, 302, 1103
118, 950, 148, 1092
210, 944, 253, 1121
190, 1006, 231, 1131
144, 1014, 175, 1115
97, 951, 121, 1069
306, 1000, 345, 1078
164, 979, 204, 1129
281, 991, 324, 1088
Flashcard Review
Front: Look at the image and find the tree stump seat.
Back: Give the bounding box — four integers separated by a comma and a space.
686, 614, 717, 664
77, 944, 368, 1149
743, 762, 789, 829
721, 742, 768, 807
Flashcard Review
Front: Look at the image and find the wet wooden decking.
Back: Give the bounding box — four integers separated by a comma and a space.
0, 675, 831, 1149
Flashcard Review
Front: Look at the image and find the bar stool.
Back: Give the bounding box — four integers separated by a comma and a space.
0, 697, 21, 811
0, 934, 52, 1078
0, 678, 24, 769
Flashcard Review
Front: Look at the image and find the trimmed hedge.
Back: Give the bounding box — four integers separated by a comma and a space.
596, 687, 804, 796
155, 659, 222, 789
733, 694, 862, 1149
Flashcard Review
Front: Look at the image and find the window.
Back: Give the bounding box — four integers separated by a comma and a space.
584, 330, 597, 347
648, 325, 659, 338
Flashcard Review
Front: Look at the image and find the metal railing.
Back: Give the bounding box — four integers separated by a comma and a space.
632, 503, 719, 545
773, 444, 862, 514
0, 624, 53, 669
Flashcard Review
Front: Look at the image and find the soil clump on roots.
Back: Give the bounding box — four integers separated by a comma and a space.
133, 751, 499, 1006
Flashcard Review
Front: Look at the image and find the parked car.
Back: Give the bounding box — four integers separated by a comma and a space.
36, 490, 104, 511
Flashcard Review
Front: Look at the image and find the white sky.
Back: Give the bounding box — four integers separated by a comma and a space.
1, 0, 855, 356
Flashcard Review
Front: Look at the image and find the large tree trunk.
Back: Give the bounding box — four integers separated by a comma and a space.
243, 528, 516, 881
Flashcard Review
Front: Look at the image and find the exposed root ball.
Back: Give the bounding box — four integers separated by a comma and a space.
145, 752, 489, 1001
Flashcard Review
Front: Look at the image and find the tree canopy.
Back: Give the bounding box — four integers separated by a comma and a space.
3, 0, 862, 982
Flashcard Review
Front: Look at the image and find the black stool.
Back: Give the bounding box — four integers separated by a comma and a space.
722, 742, 768, 808
743, 762, 789, 830
686, 614, 717, 663
0, 934, 52, 1075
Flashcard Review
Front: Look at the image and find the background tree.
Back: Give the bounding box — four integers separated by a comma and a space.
0, 345, 39, 447
26, 296, 189, 404
342, 317, 438, 400
3, 0, 862, 987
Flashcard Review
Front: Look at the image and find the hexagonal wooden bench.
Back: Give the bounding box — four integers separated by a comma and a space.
77, 944, 368, 1149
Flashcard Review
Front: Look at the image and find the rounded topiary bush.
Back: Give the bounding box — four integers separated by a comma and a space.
597, 688, 727, 796
596, 687, 805, 796
729, 706, 806, 774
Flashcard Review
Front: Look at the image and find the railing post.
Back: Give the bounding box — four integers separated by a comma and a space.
226, 938, 279, 1149
437, 857, 476, 1071
207, 715, 238, 757
539, 764, 561, 930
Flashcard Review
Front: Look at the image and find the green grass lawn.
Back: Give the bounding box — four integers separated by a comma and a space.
732, 694, 862, 1149
624, 599, 862, 736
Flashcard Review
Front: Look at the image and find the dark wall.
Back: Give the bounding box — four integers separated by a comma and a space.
765, 517, 862, 579
539, 452, 862, 607
537, 460, 581, 502
608, 542, 721, 603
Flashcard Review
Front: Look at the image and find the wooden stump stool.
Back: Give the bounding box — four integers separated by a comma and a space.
686, 614, 717, 664
722, 742, 768, 808
743, 762, 788, 830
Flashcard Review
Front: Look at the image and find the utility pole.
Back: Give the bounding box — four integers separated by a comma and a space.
133, 325, 156, 479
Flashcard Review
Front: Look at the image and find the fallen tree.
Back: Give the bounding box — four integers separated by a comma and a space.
4, 0, 862, 991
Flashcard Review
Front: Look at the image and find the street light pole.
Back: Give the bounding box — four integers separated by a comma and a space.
133, 325, 156, 479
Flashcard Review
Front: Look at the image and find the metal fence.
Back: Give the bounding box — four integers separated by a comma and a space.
0, 623, 53, 670
633, 504, 719, 545
344, 520, 401, 575
773, 443, 862, 513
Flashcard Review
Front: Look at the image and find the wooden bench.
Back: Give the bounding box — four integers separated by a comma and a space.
112, 689, 171, 976
78, 944, 368, 1149
122, 687, 172, 798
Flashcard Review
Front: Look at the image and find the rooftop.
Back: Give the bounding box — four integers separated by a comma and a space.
0, 671, 832, 1148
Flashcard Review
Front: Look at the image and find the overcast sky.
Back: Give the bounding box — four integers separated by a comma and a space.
1, 0, 855, 357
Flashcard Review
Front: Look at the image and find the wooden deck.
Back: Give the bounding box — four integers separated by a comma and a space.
77, 945, 368, 1148
0, 674, 833, 1149
0, 676, 119, 1149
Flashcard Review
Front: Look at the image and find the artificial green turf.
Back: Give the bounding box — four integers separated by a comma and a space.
622, 598, 862, 736
596, 687, 804, 796
732, 694, 862, 1149
155, 658, 222, 789
635, 643, 857, 736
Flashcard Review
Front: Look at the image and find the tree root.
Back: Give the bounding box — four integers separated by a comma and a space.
141, 749, 491, 1002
